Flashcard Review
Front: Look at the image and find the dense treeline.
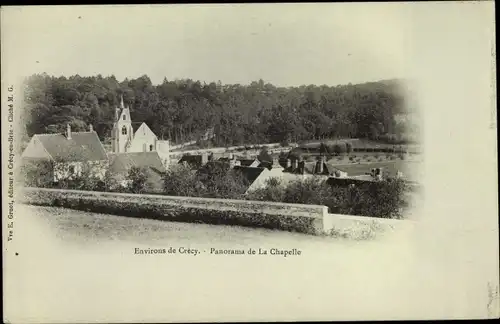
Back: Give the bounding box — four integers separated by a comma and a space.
23, 74, 416, 146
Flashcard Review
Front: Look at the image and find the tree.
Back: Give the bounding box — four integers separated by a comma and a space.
163, 164, 204, 197
332, 143, 346, 155
19, 159, 54, 188
126, 166, 149, 194
23, 74, 411, 147
257, 148, 272, 163
345, 142, 353, 154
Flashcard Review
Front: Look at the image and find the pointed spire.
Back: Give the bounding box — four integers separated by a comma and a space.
120, 94, 125, 109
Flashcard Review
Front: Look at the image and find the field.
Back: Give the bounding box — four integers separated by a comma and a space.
299, 138, 422, 152
23, 204, 412, 246
331, 160, 415, 177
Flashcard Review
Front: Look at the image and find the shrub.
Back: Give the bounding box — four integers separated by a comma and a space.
246, 178, 284, 202
163, 164, 204, 197
19, 158, 54, 188
257, 148, 273, 163
126, 166, 163, 194
332, 143, 347, 155
53, 163, 106, 191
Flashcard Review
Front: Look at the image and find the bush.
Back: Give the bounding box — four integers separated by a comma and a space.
332, 143, 347, 155
163, 164, 204, 197
257, 148, 273, 163
126, 166, 163, 194
282, 178, 339, 210
203, 168, 249, 199
19, 159, 54, 188
246, 177, 284, 202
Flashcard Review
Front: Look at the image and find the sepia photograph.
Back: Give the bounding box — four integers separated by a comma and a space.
2, 3, 498, 323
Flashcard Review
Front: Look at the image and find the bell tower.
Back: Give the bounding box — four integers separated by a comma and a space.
111, 94, 133, 153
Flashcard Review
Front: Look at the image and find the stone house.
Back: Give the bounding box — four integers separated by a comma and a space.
21, 124, 109, 182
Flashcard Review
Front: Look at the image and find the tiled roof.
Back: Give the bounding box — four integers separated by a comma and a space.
258, 161, 273, 170
108, 151, 166, 175
233, 166, 266, 185
238, 158, 258, 166
196, 160, 231, 177
35, 132, 107, 162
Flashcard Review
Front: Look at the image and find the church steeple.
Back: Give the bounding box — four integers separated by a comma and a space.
112, 93, 133, 153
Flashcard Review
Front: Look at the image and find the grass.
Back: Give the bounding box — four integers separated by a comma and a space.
327, 221, 389, 240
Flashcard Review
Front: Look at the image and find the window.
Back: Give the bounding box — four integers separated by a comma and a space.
123, 115, 126, 120
122, 126, 127, 135
149, 144, 154, 151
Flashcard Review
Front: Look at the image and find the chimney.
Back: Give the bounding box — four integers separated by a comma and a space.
298, 160, 305, 174
89, 124, 94, 132
201, 153, 208, 166
66, 124, 72, 140
291, 158, 298, 170
316, 156, 324, 174
377, 167, 384, 180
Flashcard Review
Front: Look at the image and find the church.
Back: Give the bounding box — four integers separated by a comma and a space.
111, 95, 170, 168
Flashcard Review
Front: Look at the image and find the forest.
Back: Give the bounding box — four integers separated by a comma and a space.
22, 74, 418, 147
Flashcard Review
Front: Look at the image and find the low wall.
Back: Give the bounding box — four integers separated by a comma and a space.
19, 188, 331, 235
324, 213, 413, 239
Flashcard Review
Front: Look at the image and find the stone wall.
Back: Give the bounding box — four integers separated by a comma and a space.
19, 188, 410, 237
19, 187, 330, 235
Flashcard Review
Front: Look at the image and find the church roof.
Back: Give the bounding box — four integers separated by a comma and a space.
108, 151, 166, 175
33, 132, 108, 162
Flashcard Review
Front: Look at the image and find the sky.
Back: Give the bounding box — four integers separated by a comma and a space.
1, 3, 495, 88
2, 3, 417, 87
